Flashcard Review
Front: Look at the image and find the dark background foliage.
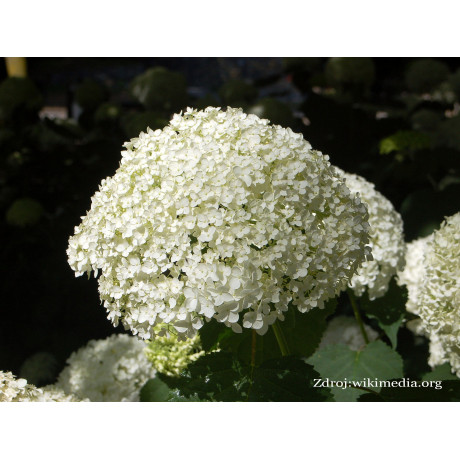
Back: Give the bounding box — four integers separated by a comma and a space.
1, 57, 460, 384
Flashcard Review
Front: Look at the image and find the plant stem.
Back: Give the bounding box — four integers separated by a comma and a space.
347, 288, 369, 344
271, 321, 291, 356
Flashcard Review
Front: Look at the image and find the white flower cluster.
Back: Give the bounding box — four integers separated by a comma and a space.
68, 107, 371, 339
397, 235, 432, 315
398, 235, 450, 371
318, 315, 378, 351
1, 370, 41, 401
416, 213, 460, 376
56, 334, 156, 402
1, 371, 82, 402
32, 385, 86, 402
337, 169, 406, 299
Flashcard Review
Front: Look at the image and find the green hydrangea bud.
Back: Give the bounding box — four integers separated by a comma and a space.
144, 324, 204, 376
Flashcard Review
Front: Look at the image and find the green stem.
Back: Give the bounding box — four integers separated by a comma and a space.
347, 288, 369, 344
271, 321, 291, 356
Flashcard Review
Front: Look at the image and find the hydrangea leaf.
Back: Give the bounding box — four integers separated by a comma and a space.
262, 298, 337, 360
397, 327, 431, 380
248, 357, 333, 402
379, 130, 431, 155
160, 352, 250, 402
378, 317, 404, 349
360, 280, 407, 325
199, 321, 233, 352
160, 352, 333, 401
306, 341, 404, 401
140, 377, 170, 402
359, 280, 406, 347
199, 298, 336, 365
166, 391, 206, 402
422, 363, 459, 382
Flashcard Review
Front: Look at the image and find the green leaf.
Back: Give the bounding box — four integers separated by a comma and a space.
378, 316, 404, 349
166, 390, 206, 402
306, 341, 404, 401
160, 352, 250, 402
199, 299, 336, 365
140, 377, 171, 402
422, 363, 459, 381
249, 357, 333, 402
360, 280, 407, 325
359, 280, 406, 348
397, 327, 431, 380
161, 351, 333, 401
257, 300, 337, 363
199, 320, 230, 352
379, 130, 431, 155
281, 298, 337, 357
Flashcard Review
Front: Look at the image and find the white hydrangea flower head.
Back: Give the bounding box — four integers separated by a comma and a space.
397, 235, 433, 315
1, 371, 42, 401
318, 315, 379, 351
416, 213, 460, 377
0, 371, 82, 402
336, 169, 406, 300
427, 332, 449, 369
56, 334, 156, 402
68, 107, 371, 339
144, 324, 205, 376
32, 385, 86, 402
402, 237, 451, 373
